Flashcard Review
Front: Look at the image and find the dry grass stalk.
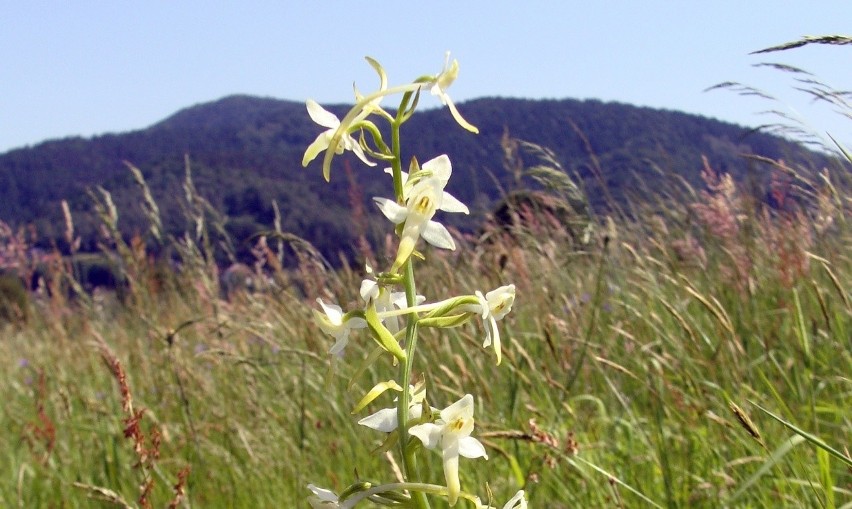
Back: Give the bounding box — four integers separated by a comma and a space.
751, 35, 852, 54
21, 369, 56, 465
728, 401, 764, 448
93, 333, 192, 508
690, 156, 753, 293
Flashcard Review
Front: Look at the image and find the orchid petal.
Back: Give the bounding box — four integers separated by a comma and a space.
409, 422, 442, 449
306, 100, 340, 129
446, 98, 479, 134
482, 315, 502, 366
328, 335, 349, 356
428, 55, 479, 134
421, 220, 456, 250
487, 285, 516, 320
474, 291, 489, 319
348, 317, 367, 329
489, 315, 501, 365
440, 393, 474, 422
357, 407, 399, 432
442, 442, 462, 506
348, 140, 376, 167
458, 436, 488, 459
307, 484, 340, 508
373, 197, 408, 224
439, 192, 469, 214
422, 154, 453, 183
317, 299, 343, 323
360, 279, 379, 303
303, 132, 332, 166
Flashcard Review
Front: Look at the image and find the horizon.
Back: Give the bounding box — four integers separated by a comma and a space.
2, 2, 850, 154
0, 92, 788, 151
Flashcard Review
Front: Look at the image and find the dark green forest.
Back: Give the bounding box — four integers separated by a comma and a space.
0, 95, 836, 263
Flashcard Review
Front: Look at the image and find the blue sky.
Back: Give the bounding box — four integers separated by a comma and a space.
2, 2, 850, 153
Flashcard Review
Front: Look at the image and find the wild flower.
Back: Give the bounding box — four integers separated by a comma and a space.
312, 298, 368, 355
429, 52, 479, 134
374, 154, 469, 271
459, 285, 516, 364
409, 394, 488, 506
302, 99, 375, 168
358, 383, 431, 432
360, 264, 423, 335
692, 156, 742, 241
303, 54, 520, 508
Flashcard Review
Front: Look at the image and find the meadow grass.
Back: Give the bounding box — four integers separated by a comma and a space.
3, 37, 852, 506
1, 144, 849, 509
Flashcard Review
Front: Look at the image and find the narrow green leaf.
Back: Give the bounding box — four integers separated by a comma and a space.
729, 435, 805, 502
751, 402, 852, 468
365, 304, 407, 363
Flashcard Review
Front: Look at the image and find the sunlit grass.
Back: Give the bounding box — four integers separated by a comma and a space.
1, 149, 849, 508
2, 36, 851, 507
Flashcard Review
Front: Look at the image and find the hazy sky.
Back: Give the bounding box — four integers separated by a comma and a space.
2, 2, 850, 153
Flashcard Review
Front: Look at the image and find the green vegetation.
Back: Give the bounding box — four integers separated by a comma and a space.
1, 129, 849, 506
0, 272, 29, 323
0, 94, 837, 265
1, 35, 850, 508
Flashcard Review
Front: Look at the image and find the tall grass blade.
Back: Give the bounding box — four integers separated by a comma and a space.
728, 434, 805, 502
570, 455, 664, 509
750, 402, 852, 468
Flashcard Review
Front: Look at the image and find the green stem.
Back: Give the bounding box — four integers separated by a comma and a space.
390, 112, 431, 509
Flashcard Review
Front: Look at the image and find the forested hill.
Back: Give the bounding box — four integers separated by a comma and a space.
0, 95, 831, 262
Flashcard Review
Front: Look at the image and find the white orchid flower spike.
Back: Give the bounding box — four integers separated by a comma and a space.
409, 394, 487, 506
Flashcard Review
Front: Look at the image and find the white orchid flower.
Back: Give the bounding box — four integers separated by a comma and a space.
409, 394, 487, 506
307, 484, 340, 508
312, 298, 367, 355
302, 99, 376, 168
361, 279, 426, 334
429, 52, 479, 134
374, 155, 469, 270
360, 265, 424, 335
384, 158, 468, 216
358, 383, 431, 432
460, 285, 516, 365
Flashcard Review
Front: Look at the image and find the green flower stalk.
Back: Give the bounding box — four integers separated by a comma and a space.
302, 54, 522, 508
